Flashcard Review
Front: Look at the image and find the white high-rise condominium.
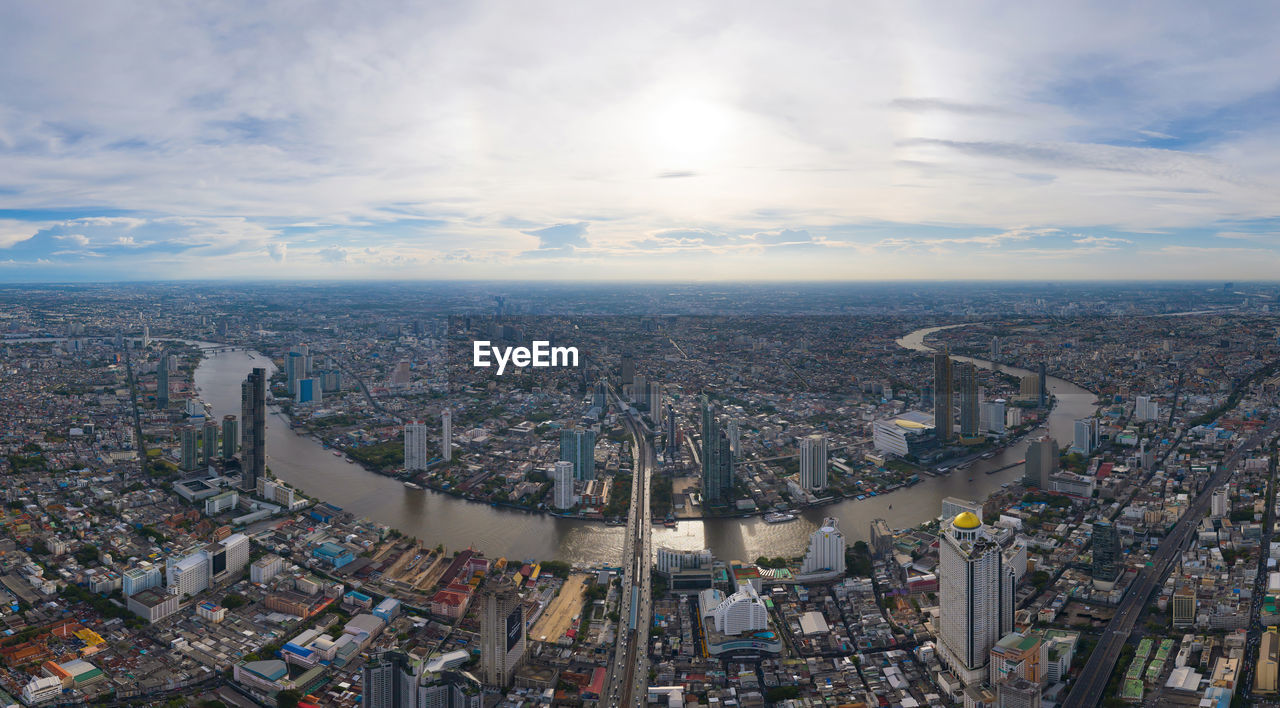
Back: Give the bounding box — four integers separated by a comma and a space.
553, 460, 575, 509
800, 517, 845, 575
799, 434, 828, 490
441, 409, 453, 462
938, 511, 1015, 686
404, 421, 429, 471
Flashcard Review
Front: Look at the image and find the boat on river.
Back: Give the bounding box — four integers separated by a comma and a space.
764, 512, 797, 524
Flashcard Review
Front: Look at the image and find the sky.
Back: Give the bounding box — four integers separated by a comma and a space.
3, 2, 1280, 281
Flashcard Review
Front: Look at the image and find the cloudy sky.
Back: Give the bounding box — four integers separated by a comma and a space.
3, 2, 1280, 281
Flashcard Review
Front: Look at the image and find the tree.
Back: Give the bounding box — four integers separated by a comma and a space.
222, 592, 247, 609
276, 690, 301, 708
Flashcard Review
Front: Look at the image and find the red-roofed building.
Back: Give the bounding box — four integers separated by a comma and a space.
1096, 462, 1114, 479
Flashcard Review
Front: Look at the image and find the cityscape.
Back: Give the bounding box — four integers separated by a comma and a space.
5, 3, 1280, 707
0, 282, 1275, 708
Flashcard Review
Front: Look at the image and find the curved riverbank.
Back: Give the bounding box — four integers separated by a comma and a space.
191, 325, 1097, 564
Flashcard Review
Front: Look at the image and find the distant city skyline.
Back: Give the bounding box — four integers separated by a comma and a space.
3, 3, 1280, 281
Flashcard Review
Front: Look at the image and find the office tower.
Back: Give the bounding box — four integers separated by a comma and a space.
632, 374, 646, 406
479, 585, 526, 689
799, 434, 828, 490
933, 350, 953, 442
700, 395, 734, 507
404, 422, 429, 471
620, 352, 635, 387
980, 399, 1007, 434
800, 518, 845, 575
202, 419, 219, 467
1211, 488, 1229, 518
727, 419, 741, 458
1091, 521, 1121, 584
1172, 586, 1196, 627
156, 351, 170, 409
441, 409, 452, 462
559, 428, 596, 481
221, 415, 238, 461
142, 324, 150, 348
240, 368, 266, 492
362, 650, 417, 708
180, 426, 199, 471
592, 380, 607, 410
1037, 362, 1047, 407
1023, 436, 1058, 489
938, 512, 1015, 686
990, 336, 1001, 360
1072, 417, 1099, 455
958, 362, 979, 437
553, 460, 575, 510
1019, 374, 1040, 399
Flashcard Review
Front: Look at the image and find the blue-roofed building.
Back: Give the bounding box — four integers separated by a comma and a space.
312, 542, 355, 569
372, 597, 401, 622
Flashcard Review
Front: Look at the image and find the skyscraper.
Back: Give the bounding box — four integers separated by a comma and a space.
620, 352, 635, 387
799, 434, 828, 491
559, 428, 596, 481
1037, 362, 1047, 408
404, 422, 429, 471
1091, 520, 1121, 585
362, 650, 417, 708
727, 419, 740, 458
180, 425, 199, 471
933, 350, 953, 442
938, 511, 1015, 686
441, 409, 452, 462
553, 460, 575, 509
700, 395, 734, 507
285, 351, 304, 397
479, 584, 526, 689
221, 415, 238, 461
202, 419, 219, 468
156, 351, 169, 409
800, 517, 845, 575
240, 368, 266, 492
958, 362, 979, 437
1023, 436, 1058, 489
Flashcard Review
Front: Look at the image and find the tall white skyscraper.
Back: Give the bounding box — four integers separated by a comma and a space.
1211, 487, 1229, 518
799, 434, 828, 490
800, 517, 845, 575
404, 422, 429, 471
938, 512, 1015, 686
727, 419, 741, 458
441, 409, 453, 462
553, 460, 575, 510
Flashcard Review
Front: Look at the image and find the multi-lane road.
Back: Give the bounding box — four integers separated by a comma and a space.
1063, 419, 1280, 707
605, 403, 655, 706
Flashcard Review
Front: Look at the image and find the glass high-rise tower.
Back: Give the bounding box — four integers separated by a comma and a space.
701, 395, 734, 507
933, 350, 953, 442
240, 368, 266, 492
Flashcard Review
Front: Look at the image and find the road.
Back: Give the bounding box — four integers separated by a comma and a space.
1238, 444, 1278, 703
604, 398, 654, 706
1063, 418, 1280, 708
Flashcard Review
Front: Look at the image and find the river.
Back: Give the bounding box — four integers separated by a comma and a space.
191, 324, 1096, 564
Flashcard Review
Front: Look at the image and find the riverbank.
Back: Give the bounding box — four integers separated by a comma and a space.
192, 326, 1100, 564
